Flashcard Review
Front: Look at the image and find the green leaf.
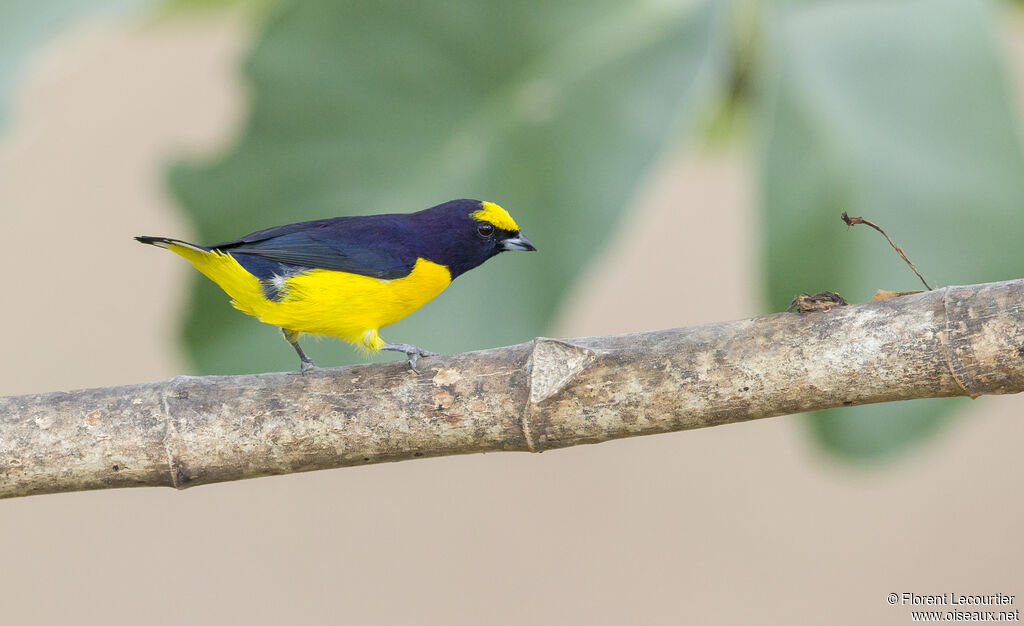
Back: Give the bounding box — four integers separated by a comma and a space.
0, 0, 155, 129
759, 0, 1024, 459
160, 0, 278, 18
170, 0, 727, 374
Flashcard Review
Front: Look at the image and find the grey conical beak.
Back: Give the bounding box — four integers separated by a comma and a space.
502, 232, 537, 252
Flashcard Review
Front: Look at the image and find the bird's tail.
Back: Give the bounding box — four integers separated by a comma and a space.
134, 235, 265, 316
134, 236, 207, 252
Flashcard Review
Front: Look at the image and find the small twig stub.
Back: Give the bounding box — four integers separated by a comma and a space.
787, 291, 847, 313
874, 289, 925, 301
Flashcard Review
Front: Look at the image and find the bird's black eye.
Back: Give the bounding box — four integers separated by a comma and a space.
477, 223, 495, 238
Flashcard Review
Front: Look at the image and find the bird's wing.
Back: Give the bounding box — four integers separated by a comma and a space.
212, 217, 418, 280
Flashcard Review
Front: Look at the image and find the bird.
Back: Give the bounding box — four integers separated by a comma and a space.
136, 199, 536, 373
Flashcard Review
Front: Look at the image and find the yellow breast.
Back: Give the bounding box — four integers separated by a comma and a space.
258, 259, 452, 345
165, 243, 451, 349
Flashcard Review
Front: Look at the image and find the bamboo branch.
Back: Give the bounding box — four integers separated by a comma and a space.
2, 279, 1024, 499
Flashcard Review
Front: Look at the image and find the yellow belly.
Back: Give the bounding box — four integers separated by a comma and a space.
168, 244, 451, 350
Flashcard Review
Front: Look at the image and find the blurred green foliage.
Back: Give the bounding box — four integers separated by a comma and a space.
760, 0, 1024, 458
169, 0, 727, 374
3, 0, 1022, 461
169, 0, 1023, 460
161, 0, 276, 18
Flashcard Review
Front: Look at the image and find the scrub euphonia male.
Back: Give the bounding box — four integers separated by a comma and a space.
136, 199, 535, 372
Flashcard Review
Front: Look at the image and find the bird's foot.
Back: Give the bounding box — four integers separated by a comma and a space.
283, 328, 317, 374
381, 343, 438, 373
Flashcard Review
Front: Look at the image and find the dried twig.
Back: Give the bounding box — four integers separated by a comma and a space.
841, 212, 933, 291
874, 289, 924, 301
2, 279, 1024, 499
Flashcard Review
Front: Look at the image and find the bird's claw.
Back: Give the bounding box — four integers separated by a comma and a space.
382, 343, 437, 373
407, 351, 437, 374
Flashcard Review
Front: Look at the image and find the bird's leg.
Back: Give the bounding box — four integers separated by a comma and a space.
282, 328, 316, 373
381, 343, 439, 373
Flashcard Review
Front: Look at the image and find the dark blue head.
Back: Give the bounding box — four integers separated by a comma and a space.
410, 199, 536, 279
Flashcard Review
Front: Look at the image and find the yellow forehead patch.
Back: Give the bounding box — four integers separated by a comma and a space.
471, 201, 520, 232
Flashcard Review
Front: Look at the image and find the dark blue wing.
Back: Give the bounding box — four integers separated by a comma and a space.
211, 215, 419, 280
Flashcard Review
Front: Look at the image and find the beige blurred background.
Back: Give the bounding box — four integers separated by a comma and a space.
0, 12, 1022, 625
